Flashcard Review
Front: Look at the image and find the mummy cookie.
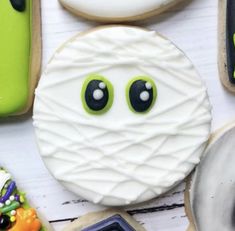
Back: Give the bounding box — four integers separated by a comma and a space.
59, 0, 184, 22
0, 168, 52, 231
218, 0, 235, 93
33, 26, 212, 206
185, 123, 235, 231
0, 0, 41, 116
63, 210, 146, 231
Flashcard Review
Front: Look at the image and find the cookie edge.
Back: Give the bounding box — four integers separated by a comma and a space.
62, 209, 146, 231
59, 0, 187, 22
184, 120, 235, 230
14, 0, 42, 115
218, 0, 235, 94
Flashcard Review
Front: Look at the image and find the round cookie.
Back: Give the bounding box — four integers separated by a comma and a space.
185, 123, 235, 231
59, 0, 185, 22
33, 26, 212, 206
0, 0, 41, 116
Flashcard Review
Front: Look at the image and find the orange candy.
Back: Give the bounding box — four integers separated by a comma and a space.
9, 208, 41, 231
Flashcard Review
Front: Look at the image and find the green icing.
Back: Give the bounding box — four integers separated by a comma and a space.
126, 76, 157, 114
81, 74, 114, 115
0, 0, 31, 116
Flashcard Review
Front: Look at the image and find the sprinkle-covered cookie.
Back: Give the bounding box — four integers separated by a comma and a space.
0, 168, 52, 231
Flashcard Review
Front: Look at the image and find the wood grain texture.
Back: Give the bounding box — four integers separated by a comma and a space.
0, 0, 233, 230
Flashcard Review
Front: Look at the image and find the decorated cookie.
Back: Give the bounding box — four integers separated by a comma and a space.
59, 0, 185, 22
33, 26, 212, 206
0, 168, 52, 231
218, 0, 235, 93
185, 123, 235, 231
0, 0, 41, 116
63, 210, 146, 231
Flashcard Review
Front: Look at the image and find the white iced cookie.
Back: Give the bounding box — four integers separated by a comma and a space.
33, 26, 211, 206
186, 124, 235, 231
59, 0, 184, 22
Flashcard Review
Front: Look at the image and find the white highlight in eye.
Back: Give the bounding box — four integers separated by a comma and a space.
99, 82, 106, 89
145, 82, 152, 90
140, 91, 150, 101
93, 89, 104, 100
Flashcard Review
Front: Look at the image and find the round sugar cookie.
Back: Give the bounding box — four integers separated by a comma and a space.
33, 26, 212, 206
59, 0, 185, 22
185, 123, 235, 231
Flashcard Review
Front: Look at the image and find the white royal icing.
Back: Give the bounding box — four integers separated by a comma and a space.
33, 26, 211, 206
140, 91, 150, 102
60, 0, 179, 19
93, 89, 104, 101
190, 125, 235, 231
0, 170, 11, 192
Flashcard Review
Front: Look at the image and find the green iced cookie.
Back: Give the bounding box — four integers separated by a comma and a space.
0, 0, 32, 116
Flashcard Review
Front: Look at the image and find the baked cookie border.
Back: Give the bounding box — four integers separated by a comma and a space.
184, 121, 235, 230
59, 0, 187, 22
218, 0, 235, 93
63, 209, 146, 231
17, 0, 42, 115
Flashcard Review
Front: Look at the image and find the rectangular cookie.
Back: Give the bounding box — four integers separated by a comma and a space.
0, 0, 41, 116
218, 0, 235, 93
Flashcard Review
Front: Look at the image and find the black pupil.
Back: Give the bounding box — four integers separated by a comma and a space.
10, 0, 26, 12
85, 80, 109, 111
129, 80, 153, 112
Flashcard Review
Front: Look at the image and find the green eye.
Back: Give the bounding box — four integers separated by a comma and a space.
126, 76, 157, 113
81, 74, 114, 115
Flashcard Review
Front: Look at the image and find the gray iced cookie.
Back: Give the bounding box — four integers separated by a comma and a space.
185, 123, 235, 231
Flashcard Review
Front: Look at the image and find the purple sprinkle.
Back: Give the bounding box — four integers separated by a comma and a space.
0, 181, 16, 203
14, 194, 20, 202
15, 194, 20, 202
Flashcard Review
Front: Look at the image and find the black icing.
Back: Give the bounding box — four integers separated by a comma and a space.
226, 0, 235, 84
9, 0, 25, 12
82, 215, 135, 231
129, 80, 154, 113
232, 203, 235, 227
97, 222, 125, 231
0, 215, 11, 229
85, 80, 109, 111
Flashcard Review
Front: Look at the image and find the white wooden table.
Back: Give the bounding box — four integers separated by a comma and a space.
0, 0, 234, 230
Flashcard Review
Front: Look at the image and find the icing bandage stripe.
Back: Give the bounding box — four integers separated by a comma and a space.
34, 26, 211, 206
